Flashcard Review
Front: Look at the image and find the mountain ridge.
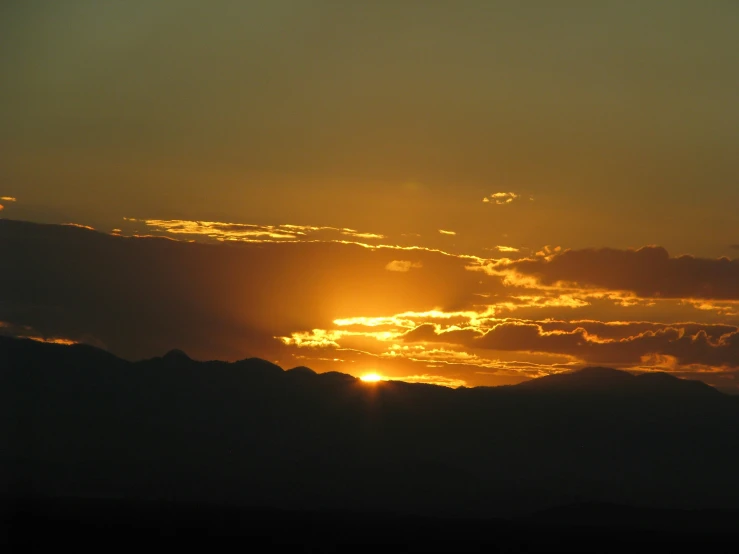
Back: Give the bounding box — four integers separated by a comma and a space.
4, 334, 739, 517
0, 335, 720, 397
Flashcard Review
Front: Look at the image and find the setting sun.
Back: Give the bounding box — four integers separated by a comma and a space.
360, 373, 384, 383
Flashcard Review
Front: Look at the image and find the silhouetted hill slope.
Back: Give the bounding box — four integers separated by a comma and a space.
514, 366, 634, 391
3, 336, 739, 518
512, 365, 721, 397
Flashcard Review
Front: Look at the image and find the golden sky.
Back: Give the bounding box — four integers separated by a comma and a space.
1, 1, 738, 391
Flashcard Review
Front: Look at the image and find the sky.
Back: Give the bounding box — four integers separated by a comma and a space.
2, 1, 739, 390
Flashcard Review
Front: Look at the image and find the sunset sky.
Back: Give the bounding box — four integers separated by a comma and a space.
2, 1, 738, 391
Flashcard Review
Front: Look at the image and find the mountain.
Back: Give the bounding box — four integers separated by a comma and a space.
3, 336, 739, 518
512, 365, 721, 397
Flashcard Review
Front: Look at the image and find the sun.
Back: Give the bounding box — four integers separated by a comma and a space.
360, 373, 384, 383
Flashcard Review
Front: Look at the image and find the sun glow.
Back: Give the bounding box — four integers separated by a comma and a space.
360, 373, 384, 382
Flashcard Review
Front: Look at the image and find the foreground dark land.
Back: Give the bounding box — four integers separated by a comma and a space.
3, 336, 739, 550
4, 496, 739, 552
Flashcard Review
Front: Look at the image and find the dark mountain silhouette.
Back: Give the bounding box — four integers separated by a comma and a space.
513, 365, 722, 397
3, 335, 739, 522
514, 365, 635, 391
161, 348, 192, 364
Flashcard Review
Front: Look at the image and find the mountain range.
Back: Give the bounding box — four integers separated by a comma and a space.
3, 335, 739, 518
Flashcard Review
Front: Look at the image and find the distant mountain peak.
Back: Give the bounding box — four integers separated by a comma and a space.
515, 366, 634, 392
514, 365, 720, 397
575, 366, 634, 378
288, 366, 317, 375
162, 349, 191, 363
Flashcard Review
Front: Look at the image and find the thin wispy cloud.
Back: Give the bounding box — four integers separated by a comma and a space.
439, 229, 456, 236
389, 374, 467, 388
63, 223, 96, 230
385, 260, 423, 272
0, 196, 16, 202
122, 218, 486, 262
127, 219, 387, 243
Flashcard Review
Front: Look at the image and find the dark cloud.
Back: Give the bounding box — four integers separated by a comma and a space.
401, 320, 739, 370
4, 219, 739, 386
537, 320, 738, 342
496, 246, 739, 300
0, 220, 487, 362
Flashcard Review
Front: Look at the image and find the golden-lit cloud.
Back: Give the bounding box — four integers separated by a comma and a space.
359, 371, 466, 388
127, 218, 387, 243
121, 218, 488, 264
0, 196, 16, 202
495, 245, 520, 253
342, 230, 386, 240
28, 336, 78, 345
483, 192, 521, 205
389, 374, 467, 388
63, 223, 96, 230
0, 321, 83, 347
410, 320, 739, 370
438, 229, 456, 236
4, 219, 739, 391
385, 260, 423, 272
502, 294, 590, 310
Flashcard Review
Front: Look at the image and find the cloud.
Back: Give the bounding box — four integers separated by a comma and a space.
403, 320, 739, 370
64, 223, 96, 230
483, 192, 520, 205
385, 260, 423, 272
490, 246, 739, 300
388, 374, 467, 388
0, 219, 485, 366
538, 320, 738, 342
0, 196, 16, 202
126, 219, 388, 243
439, 229, 456, 236
340, 228, 386, 240
400, 323, 477, 345
4, 219, 739, 389
120, 218, 488, 263
0, 320, 97, 347
495, 245, 519, 253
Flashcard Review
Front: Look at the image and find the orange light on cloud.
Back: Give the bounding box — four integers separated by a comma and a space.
28, 336, 78, 345
64, 223, 96, 230
385, 260, 423, 272
483, 192, 521, 205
